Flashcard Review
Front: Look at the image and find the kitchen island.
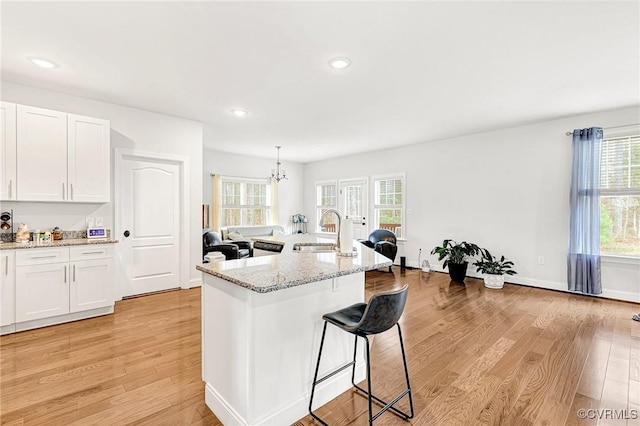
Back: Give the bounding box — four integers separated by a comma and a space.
196, 234, 392, 426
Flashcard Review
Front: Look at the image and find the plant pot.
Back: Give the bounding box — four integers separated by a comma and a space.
447, 262, 468, 283
483, 274, 504, 289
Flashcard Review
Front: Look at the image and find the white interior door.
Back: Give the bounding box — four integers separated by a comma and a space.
119, 157, 180, 296
339, 179, 368, 240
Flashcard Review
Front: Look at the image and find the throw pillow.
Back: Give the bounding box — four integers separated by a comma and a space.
228, 231, 246, 240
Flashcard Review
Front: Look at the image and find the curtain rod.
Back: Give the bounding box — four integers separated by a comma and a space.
565, 123, 640, 136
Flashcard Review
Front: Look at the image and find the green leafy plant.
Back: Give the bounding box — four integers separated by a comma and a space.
430, 239, 481, 268
473, 249, 517, 276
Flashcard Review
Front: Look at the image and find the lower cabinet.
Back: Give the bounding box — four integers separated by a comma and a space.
16, 262, 69, 322
70, 257, 114, 313
14, 245, 114, 325
1, 250, 16, 327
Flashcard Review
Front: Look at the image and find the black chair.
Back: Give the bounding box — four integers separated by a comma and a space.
203, 231, 251, 261
359, 229, 398, 272
309, 284, 413, 425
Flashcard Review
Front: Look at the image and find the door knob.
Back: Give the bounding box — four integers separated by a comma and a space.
123, 230, 130, 238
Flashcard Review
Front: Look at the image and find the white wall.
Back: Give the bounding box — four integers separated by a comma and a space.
304, 106, 640, 302
202, 127, 305, 232
1, 82, 204, 291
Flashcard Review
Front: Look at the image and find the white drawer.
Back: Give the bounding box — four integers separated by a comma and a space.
16, 247, 70, 266
70, 244, 114, 261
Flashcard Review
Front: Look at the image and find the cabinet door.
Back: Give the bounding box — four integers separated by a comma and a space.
70, 258, 114, 313
16, 105, 68, 201
67, 114, 110, 202
16, 263, 69, 322
0, 102, 17, 201
0, 251, 16, 326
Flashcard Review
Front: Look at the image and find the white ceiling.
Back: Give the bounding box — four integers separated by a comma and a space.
2, 1, 639, 163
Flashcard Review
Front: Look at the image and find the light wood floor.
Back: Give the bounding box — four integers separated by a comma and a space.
1, 270, 638, 425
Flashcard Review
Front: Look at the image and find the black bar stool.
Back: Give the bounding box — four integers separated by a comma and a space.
308, 284, 414, 425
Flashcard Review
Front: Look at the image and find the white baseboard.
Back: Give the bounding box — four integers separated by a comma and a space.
599, 288, 640, 303
1, 324, 16, 335
404, 262, 639, 303
10, 305, 114, 334
184, 277, 202, 289
510, 276, 640, 303
205, 384, 246, 426
205, 363, 365, 426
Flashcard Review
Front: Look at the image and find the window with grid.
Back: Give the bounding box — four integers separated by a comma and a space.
221, 178, 271, 227
600, 134, 640, 256
373, 176, 404, 239
316, 182, 337, 232
344, 184, 363, 220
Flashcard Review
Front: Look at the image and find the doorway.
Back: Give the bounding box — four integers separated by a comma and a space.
338, 178, 368, 240
115, 149, 189, 297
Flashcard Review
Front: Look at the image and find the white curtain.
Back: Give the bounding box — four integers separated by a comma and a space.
211, 174, 222, 232
270, 180, 279, 225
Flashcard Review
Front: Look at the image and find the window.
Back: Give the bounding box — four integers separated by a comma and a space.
221, 178, 271, 227
600, 134, 640, 256
343, 183, 364, 220
316, 181, 337, 232
373, 175, 405, 239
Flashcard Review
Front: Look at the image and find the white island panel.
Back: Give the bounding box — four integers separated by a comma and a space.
202, 272, 366, 426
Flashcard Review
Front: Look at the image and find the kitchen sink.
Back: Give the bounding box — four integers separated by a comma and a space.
292, 243, 337, 253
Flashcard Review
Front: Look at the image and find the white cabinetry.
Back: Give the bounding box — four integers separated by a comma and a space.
11, 104, 110, 202
15, 245, 114, 326
68, 114, 110, 202
16, 105, 68, 201
16, 247, 70, 322
69, 246, 114, 312
0, 102, 17, 200
1, 250, 16, 327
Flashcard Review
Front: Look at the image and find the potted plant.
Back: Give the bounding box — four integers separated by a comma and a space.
473, 249, 517, 289
431, 239, 481, 283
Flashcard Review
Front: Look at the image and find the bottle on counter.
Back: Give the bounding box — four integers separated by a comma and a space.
16, 223, 30, 243
52, 227, 63, 240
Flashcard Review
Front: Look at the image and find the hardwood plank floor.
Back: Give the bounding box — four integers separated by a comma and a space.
1, 269, 638, 425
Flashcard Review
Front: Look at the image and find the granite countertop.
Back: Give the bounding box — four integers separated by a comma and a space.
0, 238, 119, 250
196, 234, 392, 293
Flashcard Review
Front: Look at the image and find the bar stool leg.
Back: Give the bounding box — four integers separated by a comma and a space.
350, 335, 359, 386
365, 336, 374, 425
309, 322, 329, 426
351, 328, 413, 422
397, 324, 414, 419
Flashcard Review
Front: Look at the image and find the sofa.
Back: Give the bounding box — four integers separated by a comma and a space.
203, 231, 252, 261
220, 225, 285, 241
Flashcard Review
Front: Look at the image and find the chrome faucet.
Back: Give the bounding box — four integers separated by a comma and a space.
320, 209, 341, 250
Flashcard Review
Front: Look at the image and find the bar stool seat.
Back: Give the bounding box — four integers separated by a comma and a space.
323, 303, 366, 330
308, 284, 414, 425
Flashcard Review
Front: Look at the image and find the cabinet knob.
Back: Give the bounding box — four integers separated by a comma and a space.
123, 230, 130, 238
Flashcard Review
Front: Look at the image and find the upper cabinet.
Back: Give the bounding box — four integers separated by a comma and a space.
68, 114, 110, 202
0, 102, 17, 200
16, 105, 68, 201
1, 103, 110, 203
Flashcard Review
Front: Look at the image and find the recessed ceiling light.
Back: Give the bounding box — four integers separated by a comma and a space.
231, 109, 248, 117
27, 57, 58, 69
329, 57, 350, 70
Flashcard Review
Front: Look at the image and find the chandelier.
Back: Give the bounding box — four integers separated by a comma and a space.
270, 145, 287, 182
